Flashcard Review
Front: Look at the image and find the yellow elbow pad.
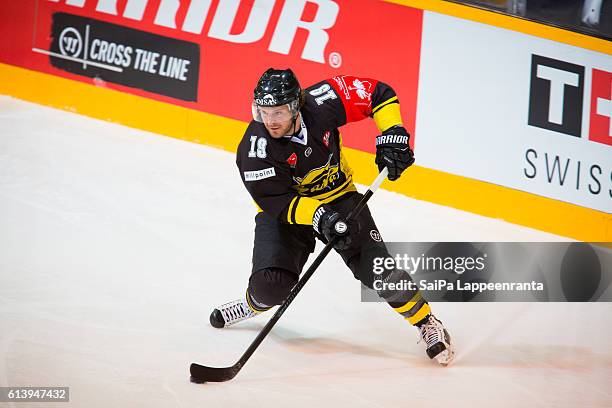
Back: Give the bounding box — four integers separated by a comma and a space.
373, 98, 402, 132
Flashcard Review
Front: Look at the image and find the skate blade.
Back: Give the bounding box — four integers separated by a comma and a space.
434, 346, 455, 366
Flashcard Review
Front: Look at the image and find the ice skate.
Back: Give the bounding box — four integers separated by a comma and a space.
417, 314, 455, 366
209, 298, 259, 328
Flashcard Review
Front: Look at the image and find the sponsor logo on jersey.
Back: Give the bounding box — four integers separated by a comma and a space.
244, 167, 276, 181
332, 75, 374, 103
370, 230, 382, 242
305, 147, 313, 157
286, 153, 298, 168
323, 131, 331, 148
352, 79, 373, 100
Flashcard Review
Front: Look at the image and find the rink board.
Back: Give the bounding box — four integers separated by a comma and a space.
2, 62, 608, 242
0, 0, 610, 241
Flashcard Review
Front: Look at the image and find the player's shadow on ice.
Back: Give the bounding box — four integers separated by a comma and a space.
221, 325, 612, 371
227, 323, 422, 362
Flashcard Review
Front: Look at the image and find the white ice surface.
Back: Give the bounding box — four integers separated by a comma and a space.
0, 96, 610, 407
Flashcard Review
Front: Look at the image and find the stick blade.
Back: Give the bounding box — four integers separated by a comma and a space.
190, 362, 241, 383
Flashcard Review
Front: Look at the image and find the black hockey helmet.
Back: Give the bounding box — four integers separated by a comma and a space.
252, 68, 303, 122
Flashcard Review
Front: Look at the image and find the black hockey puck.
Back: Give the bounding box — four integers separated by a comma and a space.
209, 308, 225, 328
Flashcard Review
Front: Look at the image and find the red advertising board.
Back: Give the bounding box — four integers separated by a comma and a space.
589, 68, 612, 147
0, 0, 423, 153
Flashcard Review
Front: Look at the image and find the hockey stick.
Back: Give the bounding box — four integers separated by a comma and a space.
190, 167, 389, 383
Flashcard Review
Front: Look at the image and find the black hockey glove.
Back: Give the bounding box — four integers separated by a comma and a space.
312, 206, 356, 251
375, 126, 415, 181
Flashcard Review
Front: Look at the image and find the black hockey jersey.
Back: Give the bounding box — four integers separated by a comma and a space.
236, 75, 402, 226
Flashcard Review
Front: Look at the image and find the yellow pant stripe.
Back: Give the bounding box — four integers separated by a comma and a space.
393, 292, 422, 314
246, 291, 270, 313
245, 291, 259, 313
406, 303, 431, 325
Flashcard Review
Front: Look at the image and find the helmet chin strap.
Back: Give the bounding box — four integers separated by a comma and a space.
279, 113, 300, 138
290, 108, 302, 135
291, 114, 299, 134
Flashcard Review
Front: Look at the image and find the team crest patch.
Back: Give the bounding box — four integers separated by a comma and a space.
287, 153, 298, 168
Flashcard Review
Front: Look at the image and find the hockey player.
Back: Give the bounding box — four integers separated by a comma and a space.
210, 68, 454, 365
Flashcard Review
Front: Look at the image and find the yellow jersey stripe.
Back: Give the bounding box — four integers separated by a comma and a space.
372, 96, 399, 114
293, 196, 322, 225
286, 196, 299, 223
374, 102, 403, 132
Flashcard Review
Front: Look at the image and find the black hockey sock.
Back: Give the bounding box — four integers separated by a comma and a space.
375, 269, 432, 326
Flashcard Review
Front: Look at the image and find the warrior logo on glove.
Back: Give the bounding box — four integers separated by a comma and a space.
375, 126, 415, 181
